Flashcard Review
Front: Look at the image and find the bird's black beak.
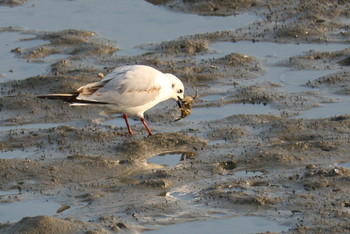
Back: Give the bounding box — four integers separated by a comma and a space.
177, 96, 183, 108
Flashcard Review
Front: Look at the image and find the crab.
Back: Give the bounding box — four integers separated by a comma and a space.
175, 90, 198, 121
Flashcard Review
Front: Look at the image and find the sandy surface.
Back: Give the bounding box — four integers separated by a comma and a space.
1, 0, 350, 233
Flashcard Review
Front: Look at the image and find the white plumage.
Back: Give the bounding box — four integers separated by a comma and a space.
40, 65, 185, 135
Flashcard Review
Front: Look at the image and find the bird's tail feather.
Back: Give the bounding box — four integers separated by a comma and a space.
37, 92, 110, 105
37, 92, 80, 103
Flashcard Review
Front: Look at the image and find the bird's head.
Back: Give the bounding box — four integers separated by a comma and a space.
166, 74, 185, 105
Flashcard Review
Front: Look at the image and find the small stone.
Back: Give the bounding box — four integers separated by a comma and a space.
11, 47, 22, 54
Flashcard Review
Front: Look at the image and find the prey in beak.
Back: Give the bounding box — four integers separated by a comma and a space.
175, 90, 198, 121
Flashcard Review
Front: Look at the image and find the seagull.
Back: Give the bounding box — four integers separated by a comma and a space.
39, 65, 185, 136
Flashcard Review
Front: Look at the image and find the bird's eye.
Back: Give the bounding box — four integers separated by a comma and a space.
172, 83, 175, 88
177, 89, 183, 94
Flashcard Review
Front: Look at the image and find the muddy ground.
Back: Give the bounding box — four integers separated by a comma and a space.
1, 0, 350, 233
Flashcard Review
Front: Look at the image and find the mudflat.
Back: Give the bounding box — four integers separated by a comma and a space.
1, 0, 350, 233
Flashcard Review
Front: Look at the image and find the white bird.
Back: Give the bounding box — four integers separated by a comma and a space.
39, 65, 185, 136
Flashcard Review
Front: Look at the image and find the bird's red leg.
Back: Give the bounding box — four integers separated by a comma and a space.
123, 113, 134, 135
140, 117, 153, 136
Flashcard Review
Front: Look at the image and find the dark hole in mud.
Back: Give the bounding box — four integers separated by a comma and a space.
218, 161, 237, 170
330, 115, 349, 121
338, 56, 350, 66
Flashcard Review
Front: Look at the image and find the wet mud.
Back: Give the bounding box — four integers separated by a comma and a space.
1, 0, 350, 233
0, 0, 27, 7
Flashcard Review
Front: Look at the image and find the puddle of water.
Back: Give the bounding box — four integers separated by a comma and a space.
198, 41, 350, 119
0, 119, 92, 132
201, 41, 349, 92
0, 32, 47, 82
169, 192, 196, 201
0, 0, 256, 86
186, 103, 278, 122
1, 0, 256, 57
44, 54, 70, 63
0, 198, 61, 223
147, 153, 183, 167
258, 66, 339, 92
0, 122, 65, 132
201, 41, 349, 64
102, 116, 136, 129
297, 99, 350, 119
145, 216, 289, 234
234, 170, 264, 177
200, 94, 227, 102
338, 161, 350, 170
0, 149, 32, 159
0, 0, 257, 113
0, 189, 20, 197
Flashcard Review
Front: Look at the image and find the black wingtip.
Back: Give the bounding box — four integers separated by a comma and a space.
37, 93, 79, 103
38, 93, 110, 105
